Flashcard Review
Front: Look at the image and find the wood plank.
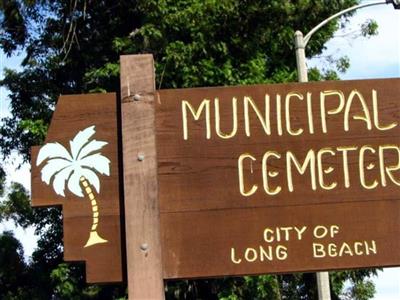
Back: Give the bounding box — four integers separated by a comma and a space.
120, 54, 165, 299
161, 200, 400, 278
156, 79, 400, 213
31, 93, 123, 283
155, 78, 400, 278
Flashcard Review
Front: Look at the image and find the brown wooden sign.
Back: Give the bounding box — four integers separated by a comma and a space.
156, 78, 400, 279
30, 54, 400, 298
31, 93, 123, 283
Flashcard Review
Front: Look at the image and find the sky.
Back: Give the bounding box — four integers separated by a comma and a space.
0, 0, 399, 298
308, 0, 400, 79
0, 49, 36, 258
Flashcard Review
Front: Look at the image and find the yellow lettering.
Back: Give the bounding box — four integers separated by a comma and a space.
244, 95, 271, 137
244, 248, 258, 262
280, 227, 293, 241
320, 90, 345, 133
354, 242, 364, 255
231, 248, 242, 264
306, 92, 314, 134
379, 145, 400, 187
182, 100, 211, 140
276, 94, 283, 136
337, 146, 358, 188
263, 228, 274, 243
262, 151, 282, 195
372, 89, 397, 131
317, 148, 337, 190
313, 225, 328, 239
294, 226, 307, 240
313, 243, 326, 258
238, 153, 258, 196
285, 92, 304, 136
215, 97, 238, 139
339, 242, 354, 256
276, 245, 288, 260
259, 246, 273, 261
275, 227, 281, 241
359, 145, 378, 189
365, 240, 377, 255
328, 243, 338, 257
330, 225, 340, 238
344, 90, 372, 131
286, 149, 316, 192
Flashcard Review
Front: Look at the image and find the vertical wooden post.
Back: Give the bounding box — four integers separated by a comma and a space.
120, 54, 165, 299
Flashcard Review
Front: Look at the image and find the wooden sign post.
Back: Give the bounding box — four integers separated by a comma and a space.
120, 55, 165, 299
31, 54, 400, 299
119, 55, 399, 298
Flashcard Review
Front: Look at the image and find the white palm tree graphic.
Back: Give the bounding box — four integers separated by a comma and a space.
36, 125, 110, 247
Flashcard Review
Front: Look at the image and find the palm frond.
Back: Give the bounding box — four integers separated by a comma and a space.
37, 125, 110, 198
69, 125, 96, 159
77, 140, 108, 160
52, 166, 74, 197
79, 154, 110, 176
67, 169, 85, 197
36, 142, 72, 165
40, 158, 72, 184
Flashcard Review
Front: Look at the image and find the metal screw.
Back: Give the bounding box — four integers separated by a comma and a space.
137, 153, 145, 161
133, 94, 141, 101
140, 243, 148, 251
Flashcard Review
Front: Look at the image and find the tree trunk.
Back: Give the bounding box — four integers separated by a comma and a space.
80, 176, 108, 247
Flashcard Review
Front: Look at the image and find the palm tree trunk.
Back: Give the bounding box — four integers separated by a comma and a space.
80, 176, 108, 247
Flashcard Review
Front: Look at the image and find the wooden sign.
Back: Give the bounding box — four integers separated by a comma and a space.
155, 78, 400, 279
30, 55, 399, 298
31, 93, 123, 283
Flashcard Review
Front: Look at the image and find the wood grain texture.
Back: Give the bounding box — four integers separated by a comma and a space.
120, 54, 155, 103
31, 93, 123, 283
120, 54, 165, 299
156, 78, 400, 213
161, 200, 400, 278
155, 78, 400, 278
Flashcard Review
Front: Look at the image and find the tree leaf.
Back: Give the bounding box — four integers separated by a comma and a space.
69, 126, 96, 160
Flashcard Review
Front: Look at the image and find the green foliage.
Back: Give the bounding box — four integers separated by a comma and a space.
50, 263, 117, 300
129, 0, 360, 89
336, 56, 350, 73
0, 0, 381, 299
165, 276, 280, 300
0, 67, 54, 159
341, 279, 376, 300
0, 231, 28, 299
20, 119, 48, 139
84, 62, 120, 93
0, 0, 27, 54
278, 273, 319, 300
0, 182, 35, 226
0, 166, 5, 197
330, 269, 378, 300
51, 264, 83, 299
0, 182, 64, 298
361, 19, 379, 37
